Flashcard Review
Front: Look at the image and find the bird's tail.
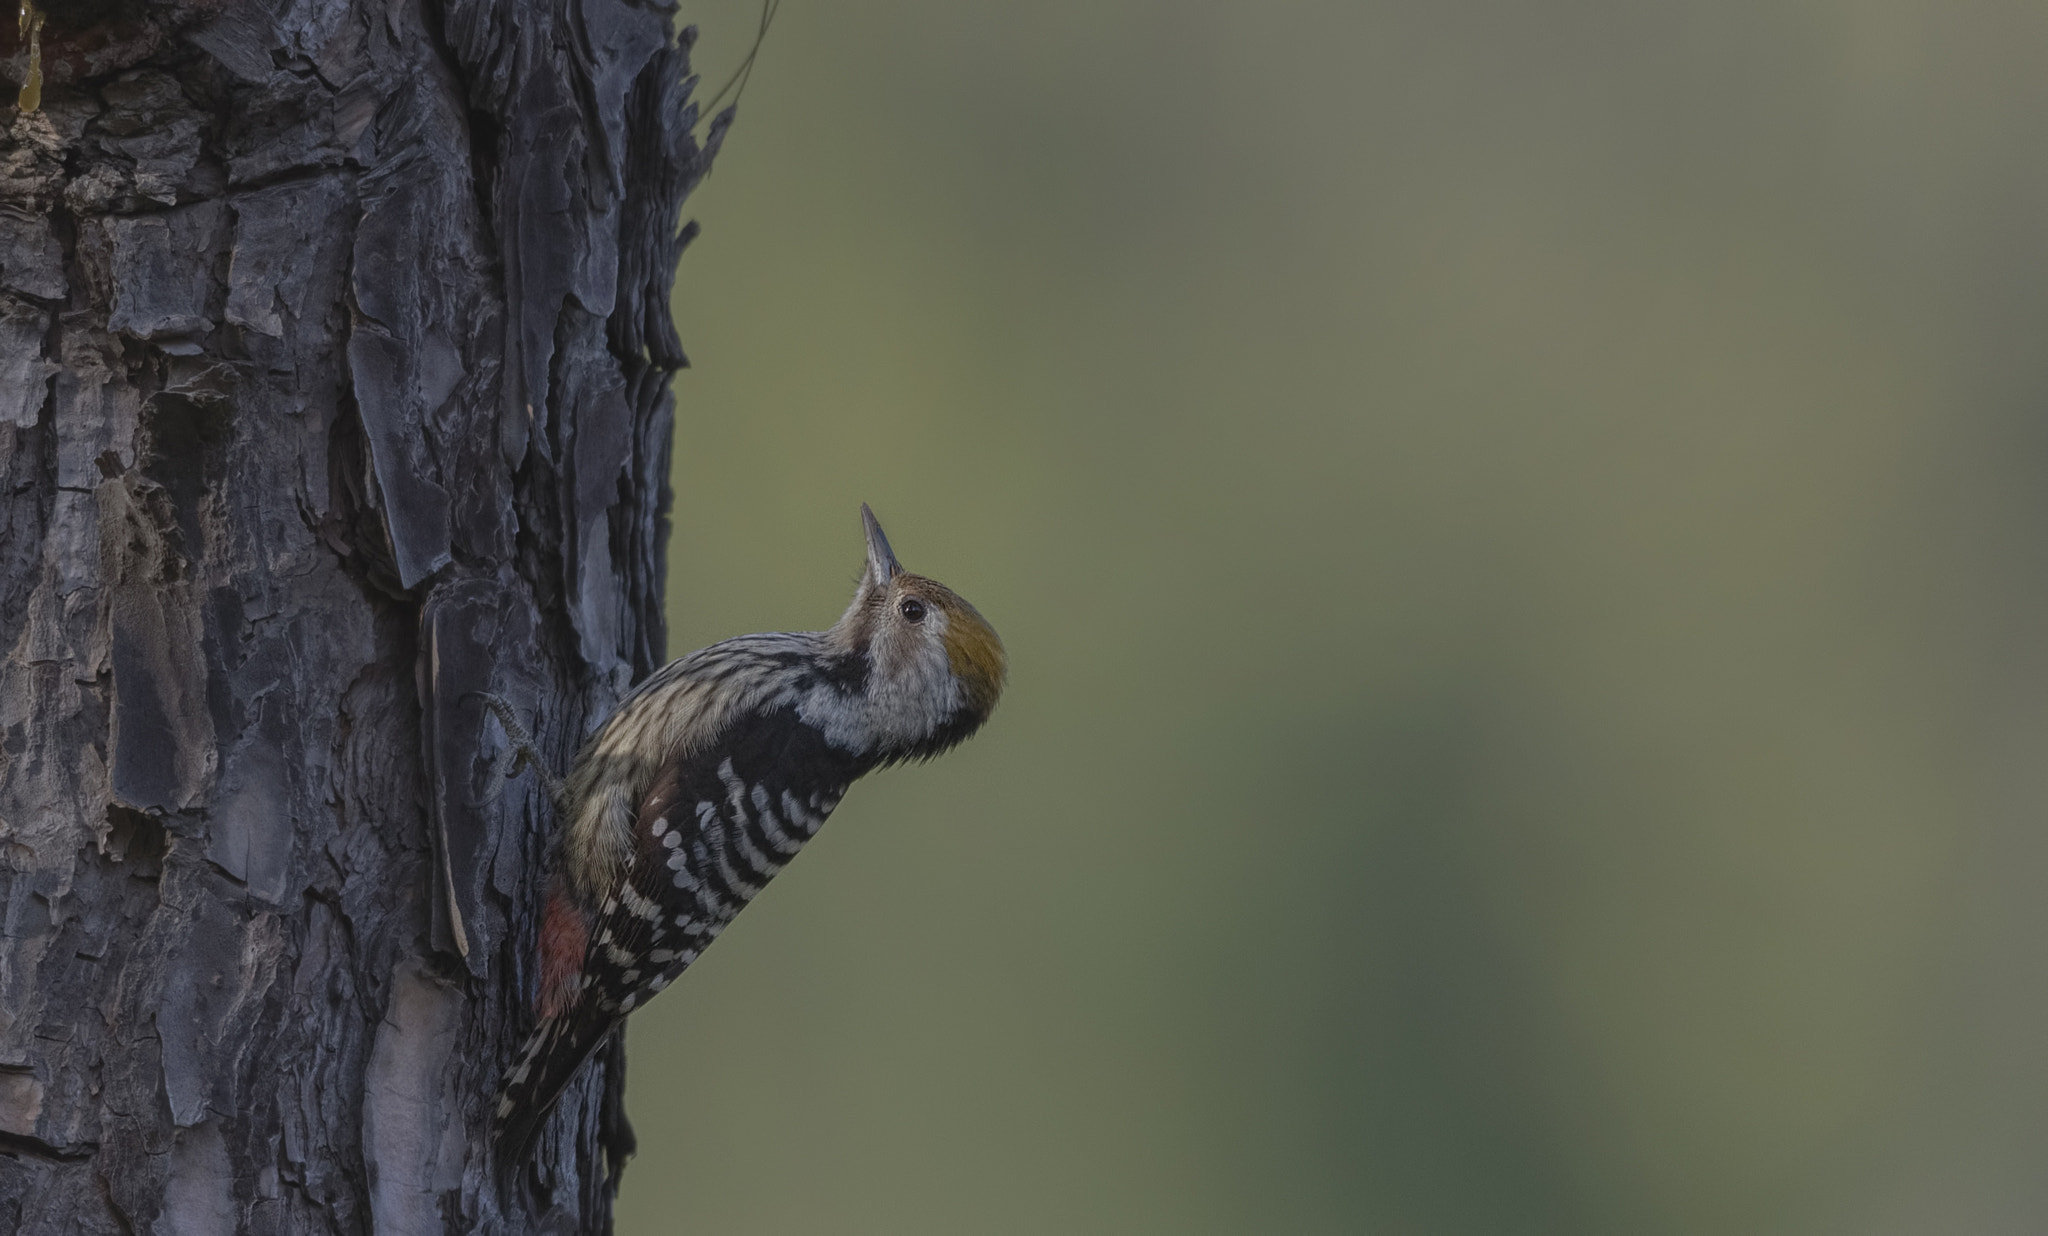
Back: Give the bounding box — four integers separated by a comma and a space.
492, 1006, 619, 1163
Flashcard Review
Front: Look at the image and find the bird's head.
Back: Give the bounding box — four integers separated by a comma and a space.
828, 504, 1007, 762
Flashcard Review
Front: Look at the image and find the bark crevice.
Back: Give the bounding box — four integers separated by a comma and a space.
0, 0, 726, 1230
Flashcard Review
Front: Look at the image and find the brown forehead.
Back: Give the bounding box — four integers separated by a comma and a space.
892, 574, 960, 606
895, 573, 999, 640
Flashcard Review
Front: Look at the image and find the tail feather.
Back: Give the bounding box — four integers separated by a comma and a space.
493, 1008, 620, 1163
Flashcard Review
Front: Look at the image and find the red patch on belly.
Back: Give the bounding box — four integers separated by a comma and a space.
537, 877, 590, 1019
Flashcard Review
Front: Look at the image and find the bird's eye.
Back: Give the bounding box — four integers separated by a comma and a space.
899, 598, 927, 623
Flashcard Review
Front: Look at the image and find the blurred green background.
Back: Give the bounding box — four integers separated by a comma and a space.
623, 3, 2048, 1232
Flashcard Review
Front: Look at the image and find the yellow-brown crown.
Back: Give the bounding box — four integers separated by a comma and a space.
899, 575, 1006, 723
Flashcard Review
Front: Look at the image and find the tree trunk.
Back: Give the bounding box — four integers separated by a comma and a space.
0, 0, 723, 1230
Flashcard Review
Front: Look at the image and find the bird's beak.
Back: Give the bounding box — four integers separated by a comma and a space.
861, 503, 903, 585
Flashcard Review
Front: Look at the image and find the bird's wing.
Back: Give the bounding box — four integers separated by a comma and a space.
493, 707, 868, 1161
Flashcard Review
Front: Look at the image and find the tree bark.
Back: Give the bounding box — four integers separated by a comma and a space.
0, 0, 723, 1230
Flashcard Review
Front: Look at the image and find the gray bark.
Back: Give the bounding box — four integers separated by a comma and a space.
0, 0, 724, 1230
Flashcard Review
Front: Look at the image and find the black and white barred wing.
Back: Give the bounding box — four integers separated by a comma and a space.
494, 708, 865, 1158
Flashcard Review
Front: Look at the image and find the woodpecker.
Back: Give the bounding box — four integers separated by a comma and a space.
490, 504, 1006, 1159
